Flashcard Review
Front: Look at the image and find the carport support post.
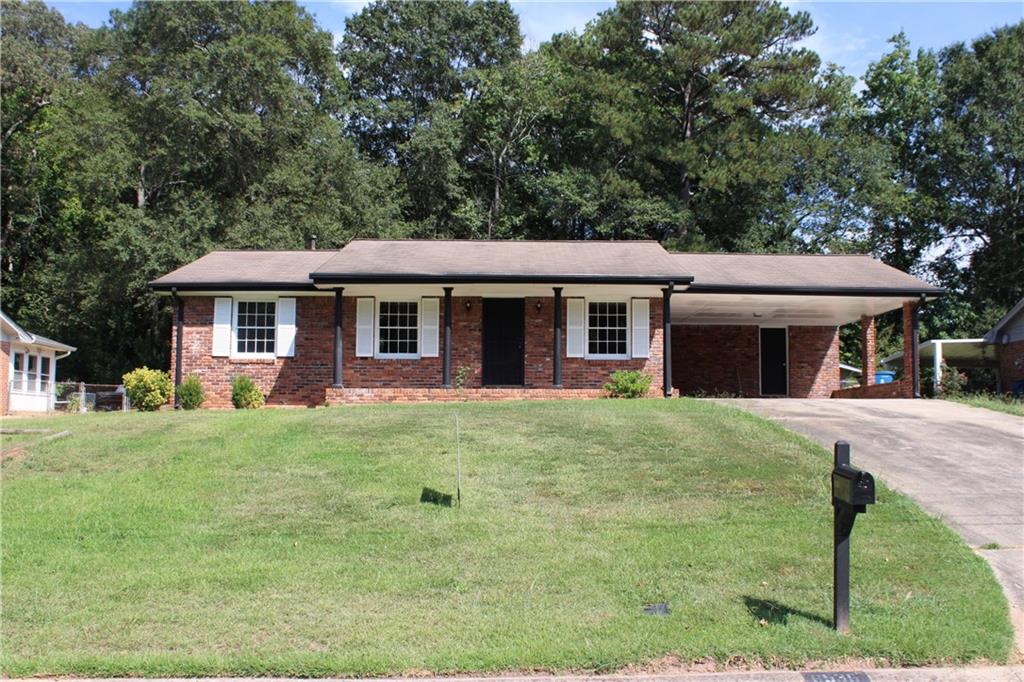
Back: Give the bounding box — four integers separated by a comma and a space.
663, 283, 673, 398
552, 287, 562, 387
912, 295, 924, 398
333, 288, 344, 387
833, 440, 852, 634
443, 287, 453, 387
933, 340, 944, 395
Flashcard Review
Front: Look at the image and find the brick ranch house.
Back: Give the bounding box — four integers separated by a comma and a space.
150, 240, 943, 407
983, 296, 1024, 395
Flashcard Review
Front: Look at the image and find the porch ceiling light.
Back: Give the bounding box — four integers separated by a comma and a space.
535, 300, 542, 311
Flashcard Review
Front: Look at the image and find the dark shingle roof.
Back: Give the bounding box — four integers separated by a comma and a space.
309, 240, 692, 284
149, 242, 942, 296
150, 251, 335, 290
670, 253, 943, 296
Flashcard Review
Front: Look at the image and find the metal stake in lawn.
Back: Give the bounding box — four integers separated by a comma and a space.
831, 440, 876, 634
455, 414, 461, 508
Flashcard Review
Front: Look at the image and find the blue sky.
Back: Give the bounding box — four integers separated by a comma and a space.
48, 1, 1022, 79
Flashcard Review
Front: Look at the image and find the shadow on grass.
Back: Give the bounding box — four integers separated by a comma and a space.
743, 596, 832, 628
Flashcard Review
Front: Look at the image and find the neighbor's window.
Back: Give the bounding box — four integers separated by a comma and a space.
40, 356, 51, 389
588, 301, 628, 357
378, 301, 418, 357
12, 352, 24, 390
235, 301, 276, 355
26, 354, 38, 391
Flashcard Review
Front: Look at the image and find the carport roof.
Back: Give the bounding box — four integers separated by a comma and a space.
670, 252, 943, 296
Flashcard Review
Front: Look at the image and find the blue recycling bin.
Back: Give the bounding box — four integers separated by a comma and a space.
875, 371, 896, 384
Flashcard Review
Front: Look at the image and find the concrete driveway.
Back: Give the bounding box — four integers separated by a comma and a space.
720, 398, 1024, 649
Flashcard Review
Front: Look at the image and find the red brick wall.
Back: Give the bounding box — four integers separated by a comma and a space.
788, 326, 840, 398
174, 294, 664, 406
998, 340, 1024, 393
671, 324, 839, 398
0, 341, 10, 414
831, 379, 913, 399
860, 315, 876, 386
672, 325, 760, 397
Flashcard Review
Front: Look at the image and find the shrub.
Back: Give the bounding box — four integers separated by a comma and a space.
231, 375, 265, 409
939, 363, 968, 396
603, 370, 652, 398
122, 367, 173, 411
177, 374, 205, 410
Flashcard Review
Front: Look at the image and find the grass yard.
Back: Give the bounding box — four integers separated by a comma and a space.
946, 393, 1024, 417
0, 400, 1012, 676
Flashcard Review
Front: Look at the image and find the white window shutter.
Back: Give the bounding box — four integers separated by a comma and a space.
276, 297, 296, 357
212, 297, 232, 357
356, 298, 374, 357
420, 298, 439, 357
631, 298, 650, 358
566, 298, 585, 358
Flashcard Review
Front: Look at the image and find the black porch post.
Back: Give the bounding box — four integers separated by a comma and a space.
552, 287, 563, 387
173, 289, 183, 409
443, 287, 453, 387
333, 287, 344, 387
663, 283, 673, 398
912, 294, 923, 398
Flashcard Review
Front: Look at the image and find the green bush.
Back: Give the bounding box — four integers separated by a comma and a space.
231, 375, 265, 409
603, 370, 653, 398
177, 374, 205, 410
122, 367, 173, 411
939, 363, 968, 396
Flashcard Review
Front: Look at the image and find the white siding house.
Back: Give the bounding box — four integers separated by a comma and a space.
1, 310, 76, 414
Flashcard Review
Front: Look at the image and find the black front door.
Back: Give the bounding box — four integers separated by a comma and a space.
482, 298, 525, 386
760, 327, 788, 396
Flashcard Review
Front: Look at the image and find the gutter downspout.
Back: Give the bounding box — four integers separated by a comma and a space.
172, 288, 183, 409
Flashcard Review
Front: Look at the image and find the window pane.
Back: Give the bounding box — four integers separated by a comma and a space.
588, 301, 628, 356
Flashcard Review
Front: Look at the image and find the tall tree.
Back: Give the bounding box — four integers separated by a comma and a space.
339, 0, 521, 234
525, 1, 846, 247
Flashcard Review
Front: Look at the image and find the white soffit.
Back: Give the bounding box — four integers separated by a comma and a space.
670, 293, 916, 327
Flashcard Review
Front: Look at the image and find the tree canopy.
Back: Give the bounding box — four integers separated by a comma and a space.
1, 0, 1020, 381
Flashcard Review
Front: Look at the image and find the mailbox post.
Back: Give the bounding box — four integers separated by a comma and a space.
831, 440, 875, 634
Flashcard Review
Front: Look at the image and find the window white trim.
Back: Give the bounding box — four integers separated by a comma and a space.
230, 296, 278, 359
585, 298, 631, 360
9, 348, 55, 394
374, 299, 421, 360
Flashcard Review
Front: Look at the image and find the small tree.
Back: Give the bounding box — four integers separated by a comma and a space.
122, 367, 173, 411
177, 374, 205, 410
231, 375, 265, 409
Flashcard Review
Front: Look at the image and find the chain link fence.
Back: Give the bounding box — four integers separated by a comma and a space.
54, 383, 129, 413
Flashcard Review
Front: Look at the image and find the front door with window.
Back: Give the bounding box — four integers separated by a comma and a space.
482, 298, 525, 386
760, 327, 788, 396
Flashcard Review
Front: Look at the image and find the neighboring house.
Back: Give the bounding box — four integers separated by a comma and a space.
879, 338, 997, 394
1, 310, 76, 414
983, 297, 1024, 395
150, 240, 942, 407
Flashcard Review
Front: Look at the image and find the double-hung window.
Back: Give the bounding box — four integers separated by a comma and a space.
235, 301, 276, 356
12, 352, 25, 391
378, 301, 418, 358
587, 301, 628, 358
26, 354, 38, 390
40, 356, 51, 391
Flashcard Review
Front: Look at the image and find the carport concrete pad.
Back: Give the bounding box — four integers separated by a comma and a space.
720, 398, 1023, 644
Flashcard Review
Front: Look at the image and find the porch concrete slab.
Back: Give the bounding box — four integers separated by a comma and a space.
718, 398, 1024, 651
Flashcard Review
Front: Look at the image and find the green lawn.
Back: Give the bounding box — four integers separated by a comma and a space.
0, 400, 1012, 676
946, 393, 1024, 417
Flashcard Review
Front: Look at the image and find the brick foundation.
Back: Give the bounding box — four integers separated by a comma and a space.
671, 324, 839, 398
173, 294, 665, 406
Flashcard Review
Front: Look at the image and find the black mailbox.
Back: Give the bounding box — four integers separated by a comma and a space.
831, 441, 876, 634
832, 463, 875, 510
